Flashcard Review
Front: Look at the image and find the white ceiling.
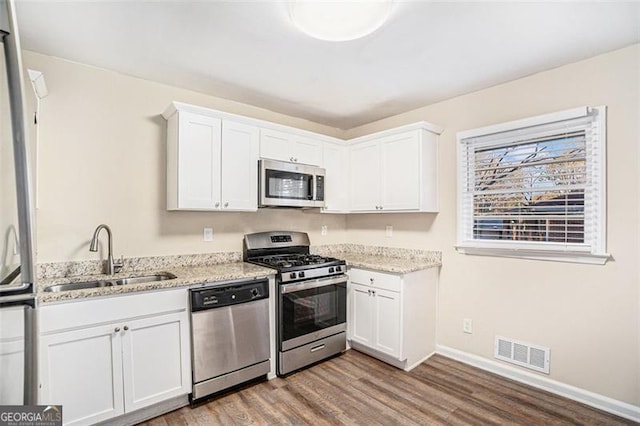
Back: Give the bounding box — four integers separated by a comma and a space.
16, 1, 640, 130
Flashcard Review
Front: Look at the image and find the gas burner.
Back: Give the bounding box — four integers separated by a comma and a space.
243, 231, 347, 283
252, 254, 339, 269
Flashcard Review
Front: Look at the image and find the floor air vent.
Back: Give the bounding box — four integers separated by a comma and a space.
494, 336, 550, 374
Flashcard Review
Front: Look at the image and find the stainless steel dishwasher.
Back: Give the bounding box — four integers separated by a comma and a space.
190, 277, 270, 402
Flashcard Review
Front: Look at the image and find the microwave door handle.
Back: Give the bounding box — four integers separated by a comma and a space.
310, 174, 315, 200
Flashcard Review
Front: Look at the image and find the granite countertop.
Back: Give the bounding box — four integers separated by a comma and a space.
37, 244, 442, 303
313, 244, 442, 274
37, 261, 275, 304
342, 253, 441, 274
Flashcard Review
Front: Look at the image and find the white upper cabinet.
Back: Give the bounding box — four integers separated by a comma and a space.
170, 112, 221, 210
349, 128, 439, 213
221, 121, 259, 211
165, 105, 259, 211
260, 128, 322, 166
163, 102, 442, 214
321, 141, 349, 213
350, 140, 380, 211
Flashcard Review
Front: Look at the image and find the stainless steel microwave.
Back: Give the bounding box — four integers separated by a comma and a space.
259, 159, 325, 208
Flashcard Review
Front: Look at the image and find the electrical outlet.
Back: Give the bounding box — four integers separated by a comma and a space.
463, 318, 473, 334
321, 225, 328, 236
385, 225, 393, 237
203, 227, 213, 242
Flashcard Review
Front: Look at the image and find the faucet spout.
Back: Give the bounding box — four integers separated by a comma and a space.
89, 224, 123, 275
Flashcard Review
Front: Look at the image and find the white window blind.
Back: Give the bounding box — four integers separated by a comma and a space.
456, 106, 608, 264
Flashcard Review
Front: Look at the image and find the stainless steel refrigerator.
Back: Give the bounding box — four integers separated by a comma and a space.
0, 0, 38, 406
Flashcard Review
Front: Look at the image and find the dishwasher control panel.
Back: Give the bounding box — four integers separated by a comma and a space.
190, 278, 269, 312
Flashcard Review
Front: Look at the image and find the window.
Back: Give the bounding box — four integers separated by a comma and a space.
456, 106, 609, 264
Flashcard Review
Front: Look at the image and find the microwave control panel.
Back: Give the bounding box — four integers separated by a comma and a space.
315, 176, 324, 201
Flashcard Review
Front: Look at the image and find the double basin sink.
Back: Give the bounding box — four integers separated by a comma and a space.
44, 272, 177, 293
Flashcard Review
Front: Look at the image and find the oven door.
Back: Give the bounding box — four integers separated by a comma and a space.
279, 275, 347, 351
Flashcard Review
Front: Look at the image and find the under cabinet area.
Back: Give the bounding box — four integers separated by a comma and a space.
164, 105, 259, 211
260, 128, 322, 166
347, 267, 437, 371
349, 127, 439, 213
38, 290, 191, 426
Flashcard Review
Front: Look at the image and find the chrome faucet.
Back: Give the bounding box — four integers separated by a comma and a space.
89, 224, 124, 275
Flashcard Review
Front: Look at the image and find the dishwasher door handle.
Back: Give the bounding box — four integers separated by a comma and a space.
281, 275, 347, 294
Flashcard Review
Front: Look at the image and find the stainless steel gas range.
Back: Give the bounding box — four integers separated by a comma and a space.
243, 231, 347, 376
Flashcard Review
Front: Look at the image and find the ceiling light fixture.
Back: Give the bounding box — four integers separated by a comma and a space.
289, 0, 393, 42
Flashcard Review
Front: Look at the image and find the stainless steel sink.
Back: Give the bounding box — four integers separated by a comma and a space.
114, 273, 176, 285
44, 273, 177, 293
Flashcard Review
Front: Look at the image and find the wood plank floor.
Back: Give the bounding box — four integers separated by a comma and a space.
140, 350, 636, 425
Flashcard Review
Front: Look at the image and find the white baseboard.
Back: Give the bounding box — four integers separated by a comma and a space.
436, 345, 640, 423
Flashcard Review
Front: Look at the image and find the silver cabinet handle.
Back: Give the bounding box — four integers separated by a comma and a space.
215, 202, 220, 207
114, 327, 120, 333
294, 158, 298, 162
123, 325, 129, 331
224, 202, 229, 208
371, 290, 376, 296
370, 278, 374, 284
290, 157, 294, 162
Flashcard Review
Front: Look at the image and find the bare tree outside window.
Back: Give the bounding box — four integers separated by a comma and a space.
472, 132, 586, 243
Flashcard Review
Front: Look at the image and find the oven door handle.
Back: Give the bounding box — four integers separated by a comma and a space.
281, 274, 347, 294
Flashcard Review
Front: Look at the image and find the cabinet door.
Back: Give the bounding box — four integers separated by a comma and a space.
349, 283, 374, 345
0, 306, 25, 405
322, 142, 348, 212
260, 128, 293, 162
221, 121, 259, 211
294, 136, 322, 166
373, 288, 402, 359
349, 140, 380, 211
121, 312, 191, 413
380, 131, 420, 211
39, 325, 124, 426
177, 112, 222, 209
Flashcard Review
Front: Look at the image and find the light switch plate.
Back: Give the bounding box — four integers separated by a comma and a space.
203, 227, 213, 242
385, 226, 393, 237
321, 225, 328, 236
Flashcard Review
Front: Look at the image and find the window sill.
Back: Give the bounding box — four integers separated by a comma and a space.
455, 245, 611, 265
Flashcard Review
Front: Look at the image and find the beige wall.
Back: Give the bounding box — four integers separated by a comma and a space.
25, 44, 639, 407
345, 44, 640, 406
23, 51, 347, 262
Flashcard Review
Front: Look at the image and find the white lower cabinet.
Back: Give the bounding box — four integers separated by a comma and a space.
348, 267, 437, 371
350, 283, 401, 358
39, 290, 191, 426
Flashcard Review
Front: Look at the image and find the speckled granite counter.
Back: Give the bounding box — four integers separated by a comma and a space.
312, 244, 441, 274
37, 253, 274, 304
37, 245, 441, 303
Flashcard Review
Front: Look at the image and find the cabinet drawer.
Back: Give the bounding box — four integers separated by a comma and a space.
348, 268, 401, 292
40, 289, 188, 334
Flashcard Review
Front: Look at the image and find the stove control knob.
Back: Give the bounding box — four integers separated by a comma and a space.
328, 267, 335, 273
335, 266, 342, 272
289, 272, 297, 279
298, 271, 305, 278
251, 288, 259, 298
